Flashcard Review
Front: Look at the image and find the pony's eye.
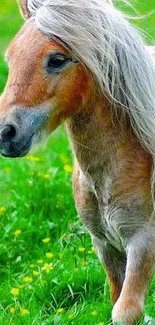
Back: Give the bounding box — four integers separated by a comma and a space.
46, 53, 69, 74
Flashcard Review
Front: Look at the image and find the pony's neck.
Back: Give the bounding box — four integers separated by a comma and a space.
66, 95, 152, 203
66, 95, 123, 174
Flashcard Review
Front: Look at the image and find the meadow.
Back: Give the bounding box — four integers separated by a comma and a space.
0, 0, 155, 324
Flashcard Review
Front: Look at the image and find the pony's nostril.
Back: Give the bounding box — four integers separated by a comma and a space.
0, 125, 17, 142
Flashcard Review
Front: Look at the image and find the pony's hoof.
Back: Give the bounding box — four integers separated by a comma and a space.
112, 297, 143, 325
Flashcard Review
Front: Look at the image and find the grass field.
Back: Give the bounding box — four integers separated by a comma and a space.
0, 1, 155, 324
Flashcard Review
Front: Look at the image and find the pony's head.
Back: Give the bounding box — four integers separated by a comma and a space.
0, 0, 155, 158
0, 3, 95, 157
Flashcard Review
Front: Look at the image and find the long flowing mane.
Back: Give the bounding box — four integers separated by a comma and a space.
27, 0, 155, 156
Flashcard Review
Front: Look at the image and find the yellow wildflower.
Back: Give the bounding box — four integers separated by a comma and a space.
81, 260, 88, 267
0, 207, 6, 214
37, 259, 44, 264
42, 237, 50, 243
64, 164, 73, 173
91, 310, 98, 316
22, 276, 33, 283
20, 308, 30, 316
57, 308, 64, 314
14, 229, 22, 236
43, 174, 50, 179
26, 155, 40, 162
42, 263, 53, 273
4, 167, 11, 173
68, 314, 74, 320
9, 307, 15, 314
45, 252, 54, 259
98, 323, 104, 325
78, 247, 85, 252
32, 270, 40, 276
10, 288, 20, 296
29, 264, 35, 269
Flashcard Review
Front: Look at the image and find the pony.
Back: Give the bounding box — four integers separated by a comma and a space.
0, 0, 155, 323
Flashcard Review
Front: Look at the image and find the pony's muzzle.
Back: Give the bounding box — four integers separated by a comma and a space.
0, 121, 34, 158
1, 124, 18, 142
0, 106, 49, 158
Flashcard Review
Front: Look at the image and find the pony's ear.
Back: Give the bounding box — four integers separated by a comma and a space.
17, 0, 31, 20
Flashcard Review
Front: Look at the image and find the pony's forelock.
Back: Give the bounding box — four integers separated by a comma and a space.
27, 0, 155, 159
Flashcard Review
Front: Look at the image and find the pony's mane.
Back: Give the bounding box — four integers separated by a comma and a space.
27, 0, 155, 156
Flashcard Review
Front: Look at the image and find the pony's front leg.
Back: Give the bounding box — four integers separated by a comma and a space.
93, 238, 126, 304
112, 227, 155, 325
73, 163, 126, 304
73, 163, 103, 239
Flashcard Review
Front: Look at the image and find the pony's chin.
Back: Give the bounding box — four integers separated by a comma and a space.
0, 133, 35, 158
1, 149, 30, 158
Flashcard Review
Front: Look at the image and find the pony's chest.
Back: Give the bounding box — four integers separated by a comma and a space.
100, 204, 124, 251
85, 172, 124, 249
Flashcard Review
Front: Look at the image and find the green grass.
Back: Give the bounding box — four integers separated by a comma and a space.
0, 1, 155, 324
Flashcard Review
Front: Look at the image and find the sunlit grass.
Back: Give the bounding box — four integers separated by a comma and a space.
0, 0, 155, 324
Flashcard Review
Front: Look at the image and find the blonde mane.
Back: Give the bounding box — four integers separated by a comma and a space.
27, 0, 155, 157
